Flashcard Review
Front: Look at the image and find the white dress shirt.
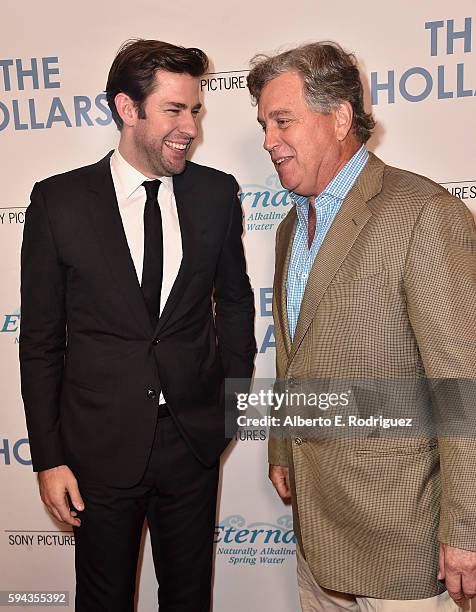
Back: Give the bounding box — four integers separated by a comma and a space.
110, 149, 183, 403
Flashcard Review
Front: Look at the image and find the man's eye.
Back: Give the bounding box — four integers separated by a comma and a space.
166, 109, 180, 114
192, 110, 201, 117
277, 119, 290, 127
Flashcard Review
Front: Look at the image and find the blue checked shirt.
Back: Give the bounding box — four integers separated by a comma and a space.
286, 145, 369, 340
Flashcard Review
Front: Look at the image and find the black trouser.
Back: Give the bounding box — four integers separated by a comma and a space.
73, 410, 219, 611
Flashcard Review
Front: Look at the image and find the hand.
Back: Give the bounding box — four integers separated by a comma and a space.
38, 465, 84, 527
269, 465, 291, 500
438, 543, 476, 604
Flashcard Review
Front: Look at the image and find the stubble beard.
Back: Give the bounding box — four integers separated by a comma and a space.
135, 130, 187, 177
145, 142, 186, 177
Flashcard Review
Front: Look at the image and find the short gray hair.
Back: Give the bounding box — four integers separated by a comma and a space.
247, 42, 375, 144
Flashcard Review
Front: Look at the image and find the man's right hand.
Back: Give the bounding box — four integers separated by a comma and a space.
38, 465, 84, 527
269, 465, 291, 500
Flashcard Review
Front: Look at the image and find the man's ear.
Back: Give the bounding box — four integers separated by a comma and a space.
334, 101, 353, 141
114, 93, 139, 128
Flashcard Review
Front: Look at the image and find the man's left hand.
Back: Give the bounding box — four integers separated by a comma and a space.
438, 543, 476, 604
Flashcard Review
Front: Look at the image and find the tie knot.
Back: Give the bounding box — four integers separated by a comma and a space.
142, 179, 161, 200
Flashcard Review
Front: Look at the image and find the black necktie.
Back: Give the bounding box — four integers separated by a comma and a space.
141, 180, 162, 327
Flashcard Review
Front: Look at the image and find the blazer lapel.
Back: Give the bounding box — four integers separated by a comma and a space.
85, 153, 153, 336
289, 153, 385, 362
274, 209, 297, 358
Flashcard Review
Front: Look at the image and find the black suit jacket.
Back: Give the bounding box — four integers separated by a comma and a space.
19, 152, 256, 487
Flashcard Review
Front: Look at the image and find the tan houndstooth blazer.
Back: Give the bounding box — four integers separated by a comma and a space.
270, 152, 476, 599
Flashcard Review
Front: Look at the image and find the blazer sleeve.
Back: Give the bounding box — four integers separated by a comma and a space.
268, 428, 288, 467
214, 176, 256, 381
404, 192, 476, 551
268, 220, 289, 467
19, 182, 67, 472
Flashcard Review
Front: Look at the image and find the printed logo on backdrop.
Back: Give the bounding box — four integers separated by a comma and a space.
200, 70, 248, 94
0, 207, 25, 227
257, 287, 275, 355
1, 307, 20, 344
441, 180, 476, 203
240, 175, 291, 232
6, 529, 74, 548
0, 437, 31, 466
215, 515, 295, 567
0, 56, 112, 132
371, 17, 475, 105
199, 20, 474, 107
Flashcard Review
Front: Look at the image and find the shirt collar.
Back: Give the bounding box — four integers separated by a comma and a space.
111, 148, 174, 199
290, 145, 369, 207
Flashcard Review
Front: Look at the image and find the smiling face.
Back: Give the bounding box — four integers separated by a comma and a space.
118, 69, 202, 177
257, 71, 349, 197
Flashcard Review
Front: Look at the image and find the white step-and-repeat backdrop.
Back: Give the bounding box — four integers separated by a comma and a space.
1, 0, 475, 609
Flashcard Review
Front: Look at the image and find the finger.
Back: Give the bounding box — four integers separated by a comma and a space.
52, 494, 81, 527
58, 512, 81, 527
272, 475, 291, 499
45, 504, 65, 524
461, 573, 476, 600
274, 483, 289, 499
67, 482, 85, 512
445, 570, 464, 604
438, 544, 445, 580
281, 475, 291, 498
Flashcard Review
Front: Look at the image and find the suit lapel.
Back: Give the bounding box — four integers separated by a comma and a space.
274, 209, 297, 357
289, 153, 385, 362
84, 153, 153, 336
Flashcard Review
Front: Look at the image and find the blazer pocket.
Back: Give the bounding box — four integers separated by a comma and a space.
331, 268, 389, 286
64, 378, 104, 394
355, 438, 437, 457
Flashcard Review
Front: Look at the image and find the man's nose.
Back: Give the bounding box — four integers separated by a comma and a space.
263, 127, 279, 152
180, 112, 198, 139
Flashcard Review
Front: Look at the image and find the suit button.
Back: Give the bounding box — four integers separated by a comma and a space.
294, 437, 302, 446
147, 389, 157, 399
152, 338, 160, 346
288, 377, 297, 388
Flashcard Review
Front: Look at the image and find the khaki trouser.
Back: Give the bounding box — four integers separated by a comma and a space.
297, 547, 468, 611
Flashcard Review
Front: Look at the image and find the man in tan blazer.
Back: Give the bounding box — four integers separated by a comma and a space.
247, 42, 476, 610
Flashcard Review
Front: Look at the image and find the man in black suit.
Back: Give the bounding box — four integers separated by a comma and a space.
19, 39, 256, 611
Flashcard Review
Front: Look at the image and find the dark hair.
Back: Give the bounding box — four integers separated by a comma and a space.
106, 39, 209, 129
247, 42, 375, 144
